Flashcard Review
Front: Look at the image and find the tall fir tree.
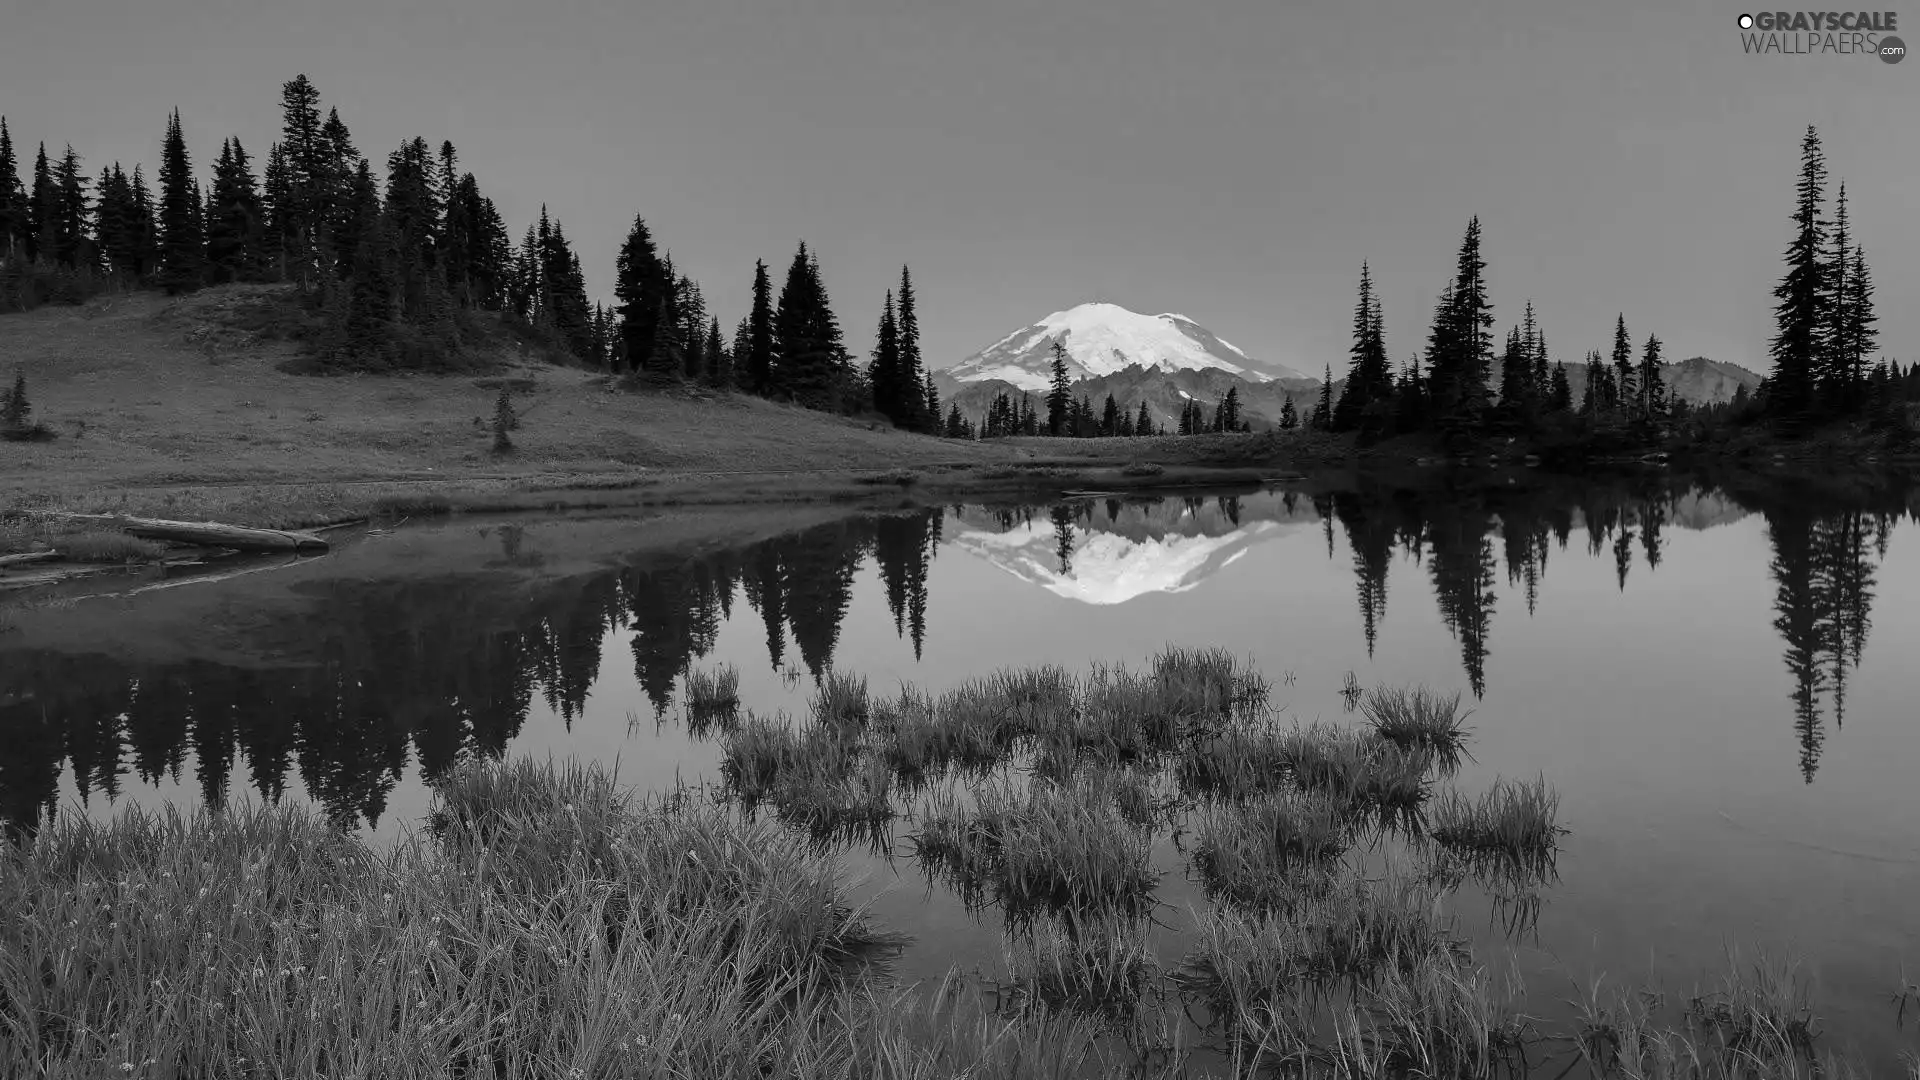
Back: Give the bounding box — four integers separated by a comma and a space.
746, 259, 775, 396
1839, 243, 1877, 403
1332, 260, 1391, 431
897, 266, 928, 431
1312, 363, 1334, 430
1427, 218, 1494, 437
26, 142, 51, 263
1638, 334, 1666, 422
340, 160, 393, 363
1135, 399, 1153, 437
868, 289, 902, 422
156, 109, 203, 295
1046, 340, 1072, 435
51, 144, 90, 269
1610, 314, 1636, 414
703, 317, 729, 389
614, 214, 668, 377
771, 241, 845, 408
1820, 180, 1851, 411
273, 75, 326, 284
0, 118, 23, 259
1548, 362, 1573, 412
1767, 125, 1830, 427
206, 138, 264, 284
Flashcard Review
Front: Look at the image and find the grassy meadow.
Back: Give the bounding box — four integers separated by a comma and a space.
4, 648, 1915, 1078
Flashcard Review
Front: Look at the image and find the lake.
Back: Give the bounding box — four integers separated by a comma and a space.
3, 471, 1917, 1068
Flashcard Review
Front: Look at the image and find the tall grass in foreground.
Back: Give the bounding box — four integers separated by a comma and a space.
1, 759, 1173, 1080
683, 663, 742, 734
1427, 775, 1566, 876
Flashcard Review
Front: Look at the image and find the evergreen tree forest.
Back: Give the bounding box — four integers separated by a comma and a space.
1324, 126, 1913, 457
0, 78, 951, 433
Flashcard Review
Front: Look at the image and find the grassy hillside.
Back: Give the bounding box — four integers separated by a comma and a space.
0, 285, 1023, 497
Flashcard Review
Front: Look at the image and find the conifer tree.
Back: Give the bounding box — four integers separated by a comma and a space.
1046, 340, 1072, 435
704, 317, 729, 389
746, 259, 775, 396
897, 266, 928, 431
1548, 361, 1573, 412
1333, 261, 1391, 431
51, 144, 90, 269
1839, 243, 1877, 406
1498, 325, 1528, 421
730, 316, 753, 391
772, 241, 844, 408
1768, 125, 1830, 426
614, 215, 667, 377
157, 109, 203, 294
0, 118, 23, 259
1638, 334, 1666, 422
868, 290, 901, 423
2, 369, 30, 431
1820, 180, 1850, 412
1427, 218, 1494, 436
206, 138, 264, 283
1280, 394, 1298, 430
922, 371, 939, 430
340, 160, 393, 363
274, 75, 326, 284
26, 142, 51, 263
674, 274, 707, 381
1610, 315, 1636, 414
1100, 393, 1120, 436
1312, 363, 1334, 430
1135, 400, 1152, 437
1220, 386, 1242, 432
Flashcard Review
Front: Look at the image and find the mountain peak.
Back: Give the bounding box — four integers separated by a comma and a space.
948, 302, 1304, 392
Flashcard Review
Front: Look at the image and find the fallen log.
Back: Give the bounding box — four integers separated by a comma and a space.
0, 550, 62, 569
55, 514, 330, 554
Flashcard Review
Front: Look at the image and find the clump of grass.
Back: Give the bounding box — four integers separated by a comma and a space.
1178, 721, 1295, 800
1074, 662, 1186, 762
1152, 644, 1269, 720
873, 683, 1002, 784
718, 712, 809, 804
1427, 776, 1565, 875
1277, 722, 1435, 834
1190, 791, 1349, 911
1004, 912, 1162, 1026
1362, 685, 1471, 775
1324, 946, 1529, 1080
684, 663, 742, 734
53, 530, 170, 563
1121, 461, 1165, 478
913, 779, 1159, 922
809, 669, 871, 733
985, 663, 1076, 734
770, 749, 896, 852
855, 468, 919, 487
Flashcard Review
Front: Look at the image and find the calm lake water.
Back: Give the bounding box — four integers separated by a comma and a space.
4, 472, 1918, 1065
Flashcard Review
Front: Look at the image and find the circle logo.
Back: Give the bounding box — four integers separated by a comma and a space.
1881, 34, 1907, 62
1738, 13, 1754, 28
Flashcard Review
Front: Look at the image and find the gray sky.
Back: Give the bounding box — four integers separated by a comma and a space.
2, 0, 1910, 374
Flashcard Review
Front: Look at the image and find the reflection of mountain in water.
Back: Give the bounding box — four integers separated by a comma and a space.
950, 495, 1309, 605
0, 476, 1911, 837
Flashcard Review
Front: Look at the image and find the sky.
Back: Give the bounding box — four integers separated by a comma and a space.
1, 0, 1912, 376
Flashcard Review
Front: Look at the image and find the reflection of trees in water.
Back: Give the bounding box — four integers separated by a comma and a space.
1766, 506, 1888, 782
0, 510, 946, 836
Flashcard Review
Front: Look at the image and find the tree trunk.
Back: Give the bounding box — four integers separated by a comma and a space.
55, 514, 330, 553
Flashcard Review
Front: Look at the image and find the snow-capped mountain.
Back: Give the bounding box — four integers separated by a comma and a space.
945, 302, 1305, 392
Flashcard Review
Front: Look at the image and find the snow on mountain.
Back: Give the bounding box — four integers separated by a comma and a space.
945, 302, 1305, 392
952, 521, 1284, 606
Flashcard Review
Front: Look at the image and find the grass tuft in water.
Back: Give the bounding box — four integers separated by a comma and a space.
1361, 685, 1472, 776
809, 669, 871, 733
1189, 790, 1350, 911
1427, 775, 1565, 875
913, 778, 1160, 922
1003, 912, 1163, 1027
684, 663, 742, 734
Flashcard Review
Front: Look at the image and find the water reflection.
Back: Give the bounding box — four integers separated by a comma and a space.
0, 473, 1913, 835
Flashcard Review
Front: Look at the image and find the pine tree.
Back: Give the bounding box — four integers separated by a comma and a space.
1819, 180, 1850, 413
129, 165, 159, 281
51, 144, 90, 269
0, 118, 23, 259
1427, 218, 1494, 437
922, 371, 939, 430
746, 259, 775, 396
1639, 334, 1666, 423
772, 241, 844, 408
1312, 363, 1334, 430
897, 266, 927, 431
1100, 393, 1120, 436
1046, 340, 1072, 436
614, 215, 667, 377
868, 290, 901, 423
26, 142, 51, 263
1531, 326, 1551, 405
340, 160, 393, 363
2, 368, 30, 431
1279, 394, 1298, 430
1768, 125, 1830, 427
1839, 243, 1877, 406
157, 109, 203, 294
1610, 315, 1636, 414
1135, 400, 1152, 437
206, 138, 264, 284
1548, 362, 1573, 412
1498, 325, 1528, 422
1332, 261, 1391, 431
674, 274, 706, 381
274, 75, 326, 284
1220, 386, 1241, 432
704, 318, 729, 389
730, 316, 753, 391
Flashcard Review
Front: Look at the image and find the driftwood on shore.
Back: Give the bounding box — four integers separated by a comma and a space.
0, 551, 62, 569
55, 514, 331, 554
